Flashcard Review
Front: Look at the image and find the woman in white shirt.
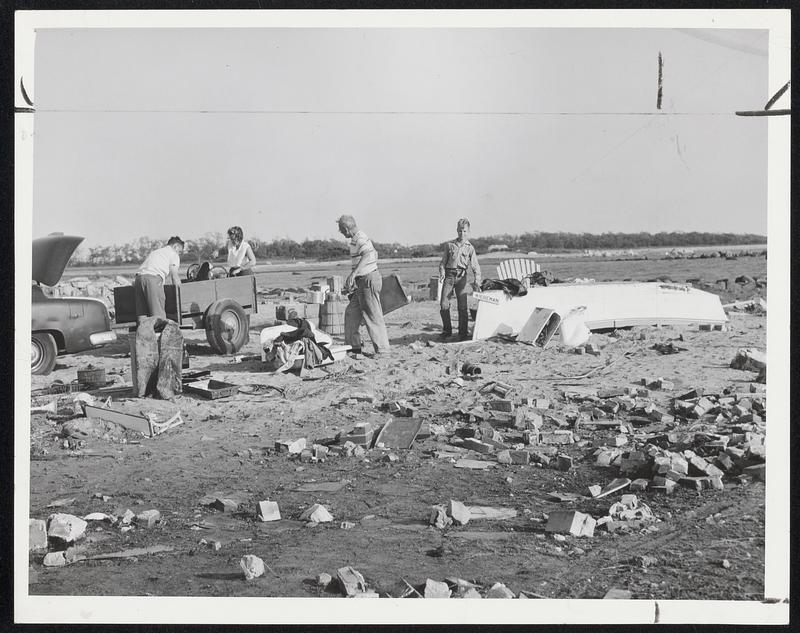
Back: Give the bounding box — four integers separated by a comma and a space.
226, 226, 257, 276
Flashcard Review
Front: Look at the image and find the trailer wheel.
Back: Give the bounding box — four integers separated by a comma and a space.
32, 332, 58, 375
205, 299, 249, 354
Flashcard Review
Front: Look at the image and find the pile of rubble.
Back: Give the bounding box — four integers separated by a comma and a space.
43, 275, 130, 318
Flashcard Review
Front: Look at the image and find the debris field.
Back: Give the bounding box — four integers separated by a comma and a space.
27, 260, 768, 600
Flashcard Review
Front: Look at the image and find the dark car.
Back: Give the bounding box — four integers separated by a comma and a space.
31, 234, 117, 375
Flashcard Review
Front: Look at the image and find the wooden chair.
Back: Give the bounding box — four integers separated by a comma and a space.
495, 258, 541, 281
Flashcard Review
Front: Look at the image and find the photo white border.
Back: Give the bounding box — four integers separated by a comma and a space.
14, 8, 790, 625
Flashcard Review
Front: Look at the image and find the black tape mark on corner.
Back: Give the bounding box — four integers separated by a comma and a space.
656, 52, 664, 110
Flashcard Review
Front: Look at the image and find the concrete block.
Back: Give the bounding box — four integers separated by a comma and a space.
679, 477, 709, 491
300, 504, 334, 523
299, 449, 314, 463
650, 477, 677, 494
557, 454, 573, 471
448, 500, 471, 526
211, 498, 238, 513
275, 438, 307, 454
670, 455, 689, 475
47, 513, 87, 544
715, 453, 735, 471
486, 582, 515, 598
135, 509, 161, 528
689, 455, 711, 476
598, 388, 626, 398
462, 438, 495, 454
424, 578, 451, 598
620, 452, 649, 475
29, 519, 48, 551
708, 476, 724, 490
487, 399, 514, 413
509, 450, 530, 465
496, 450, 512, 464
43, 552, 68, 567
546, 510, 596, 537
337, 566, 367, 596
256, 501, 281, 522
539, 430, 574, 445
742, 464, 765, 482
705, 463, 725, 478
630, 478, 649, 492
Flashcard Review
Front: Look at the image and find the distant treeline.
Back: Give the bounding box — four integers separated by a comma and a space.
70, 231, 767, 266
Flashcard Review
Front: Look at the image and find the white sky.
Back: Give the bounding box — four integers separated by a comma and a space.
32, 27, 769, 247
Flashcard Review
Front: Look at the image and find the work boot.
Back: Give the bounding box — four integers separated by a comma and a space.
457, 310, 469, 341
439, 310, 453, 339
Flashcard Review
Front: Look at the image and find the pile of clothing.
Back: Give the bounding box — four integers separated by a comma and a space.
263, 318, 334, 372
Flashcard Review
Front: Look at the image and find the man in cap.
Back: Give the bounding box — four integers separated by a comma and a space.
438, 218, 481, 340
133, 236, 185, 323
336, 215, 390, 356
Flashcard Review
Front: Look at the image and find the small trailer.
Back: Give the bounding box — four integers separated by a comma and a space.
113, 275, 257, 354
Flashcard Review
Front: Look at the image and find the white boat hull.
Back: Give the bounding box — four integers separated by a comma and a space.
471, 282, 728, 340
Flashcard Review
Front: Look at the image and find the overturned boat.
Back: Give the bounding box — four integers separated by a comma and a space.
471, 282, 728, 341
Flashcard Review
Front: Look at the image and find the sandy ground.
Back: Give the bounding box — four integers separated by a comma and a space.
27, 256, 768, 600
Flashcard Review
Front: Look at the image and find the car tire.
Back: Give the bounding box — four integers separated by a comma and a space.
32, 332, 58, 375
205, 299, 249, 354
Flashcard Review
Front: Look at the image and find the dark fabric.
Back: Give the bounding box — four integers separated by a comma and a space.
480, 278, 528, 297
528, 271, 555, 287
195, 261, 211, 281
272, 318, 334, 366
440, 309, 452, 334
278, 318, 316, 344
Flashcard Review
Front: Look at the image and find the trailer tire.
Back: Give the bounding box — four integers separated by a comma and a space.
205, 299, 249, 354
32, 332, 58, 375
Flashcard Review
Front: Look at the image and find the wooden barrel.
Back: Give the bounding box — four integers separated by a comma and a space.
320, 294, 346, 336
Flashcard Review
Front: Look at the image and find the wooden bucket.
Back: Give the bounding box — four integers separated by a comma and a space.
320, 295, 346, 336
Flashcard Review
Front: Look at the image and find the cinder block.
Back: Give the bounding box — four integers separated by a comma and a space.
487, 399, 514, 413
211, 498, 238, 513
462, 438, 495, 454
275, 438, 307, 454
256, 500, 281, 522
546, 510, 595, 537
135, 509, 161, 527
557, 454, 573, 471
539, 430, 574, 445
